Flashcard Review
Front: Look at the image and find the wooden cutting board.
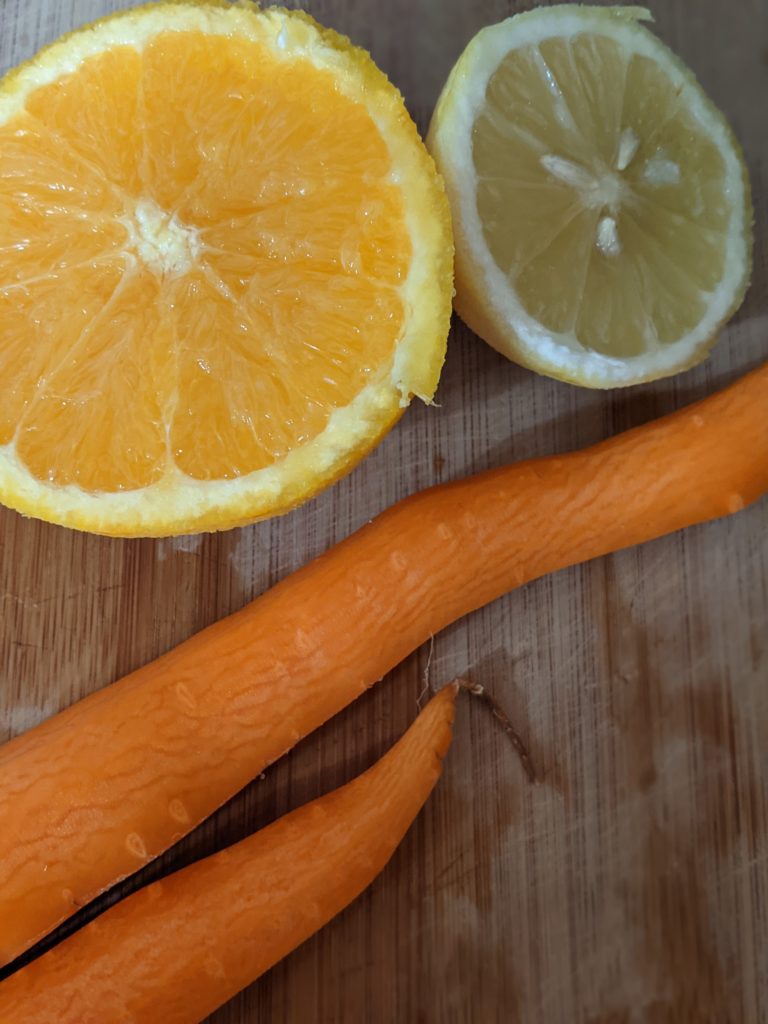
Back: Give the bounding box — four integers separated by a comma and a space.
1, 1, 766, 1021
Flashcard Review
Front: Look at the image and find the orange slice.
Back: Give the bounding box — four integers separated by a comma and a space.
0, 2, 452, 536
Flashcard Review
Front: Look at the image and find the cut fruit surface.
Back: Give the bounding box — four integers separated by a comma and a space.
0, 2, 452, 535
427, 5, 751, 388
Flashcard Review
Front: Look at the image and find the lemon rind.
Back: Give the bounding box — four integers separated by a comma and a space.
427, 4, 752, 388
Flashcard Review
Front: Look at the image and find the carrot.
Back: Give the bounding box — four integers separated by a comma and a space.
0, 686, 456, 1024
2, 361, 767, 966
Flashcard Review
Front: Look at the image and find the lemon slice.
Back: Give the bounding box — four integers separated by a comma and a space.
428, 5, 752, 387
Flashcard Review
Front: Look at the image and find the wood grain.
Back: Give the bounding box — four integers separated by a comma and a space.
1, 1, 767, 1021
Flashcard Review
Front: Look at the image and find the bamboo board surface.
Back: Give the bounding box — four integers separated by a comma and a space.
1, 1, 767, 1021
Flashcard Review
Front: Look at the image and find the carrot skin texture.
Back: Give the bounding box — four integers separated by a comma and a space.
0, 687, 456, 1024
1, 362, 767, 965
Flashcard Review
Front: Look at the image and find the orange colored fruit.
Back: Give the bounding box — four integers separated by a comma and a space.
0, 2, 452, 536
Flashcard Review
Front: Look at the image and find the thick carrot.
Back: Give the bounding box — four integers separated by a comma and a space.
2, 361, 767, 966
0, 686, 456, 1023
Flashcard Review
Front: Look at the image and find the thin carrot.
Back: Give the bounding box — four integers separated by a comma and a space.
2, 361, 767, 967
0, 686, 456, 1023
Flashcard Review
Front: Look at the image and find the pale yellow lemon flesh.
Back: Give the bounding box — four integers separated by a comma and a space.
428, 5, 751, 387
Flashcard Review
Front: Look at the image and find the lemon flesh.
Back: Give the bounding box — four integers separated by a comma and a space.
428, 5, 752, 387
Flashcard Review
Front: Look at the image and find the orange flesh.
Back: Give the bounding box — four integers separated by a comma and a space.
0, 34, 411, 489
